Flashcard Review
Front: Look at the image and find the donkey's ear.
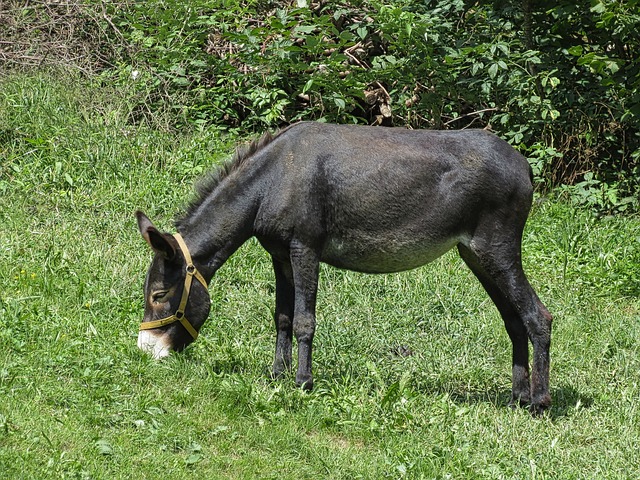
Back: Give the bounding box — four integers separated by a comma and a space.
136, 210, 154, 235
135, 211, 177, 260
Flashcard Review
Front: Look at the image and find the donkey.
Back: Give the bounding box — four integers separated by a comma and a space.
136, 121, 552, 413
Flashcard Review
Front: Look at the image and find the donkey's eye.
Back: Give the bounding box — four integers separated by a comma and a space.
151, 290, 170, 303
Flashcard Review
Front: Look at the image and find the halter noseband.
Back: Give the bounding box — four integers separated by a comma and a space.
139, 233, 208, 340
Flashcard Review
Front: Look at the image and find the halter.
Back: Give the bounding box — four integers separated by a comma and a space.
139, 233, 208, 340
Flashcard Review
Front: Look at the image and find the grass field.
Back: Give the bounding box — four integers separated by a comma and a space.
1, 73, 640, 479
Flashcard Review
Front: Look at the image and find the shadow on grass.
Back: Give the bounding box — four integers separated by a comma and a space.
444, 383, 593, 419
183, 344, 595, 420
548, 384, 594, 418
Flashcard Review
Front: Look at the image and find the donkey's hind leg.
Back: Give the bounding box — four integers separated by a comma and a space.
458, 235, 552, 414
458, 244, 532, 406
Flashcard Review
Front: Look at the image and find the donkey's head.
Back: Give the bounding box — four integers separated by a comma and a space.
135, 211, 211, 359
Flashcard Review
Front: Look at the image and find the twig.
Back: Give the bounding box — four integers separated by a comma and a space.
101, 4, 123, 39
443, 108, 499, 126
343, 44, 391, 102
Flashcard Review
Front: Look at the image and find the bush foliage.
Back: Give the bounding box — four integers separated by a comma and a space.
1, 0, 638, 210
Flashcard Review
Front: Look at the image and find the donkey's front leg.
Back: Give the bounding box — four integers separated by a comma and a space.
271, 258, 294, 379
290, 239, 320, 391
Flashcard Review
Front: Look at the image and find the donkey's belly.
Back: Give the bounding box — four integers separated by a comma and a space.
320, 234, 462, 274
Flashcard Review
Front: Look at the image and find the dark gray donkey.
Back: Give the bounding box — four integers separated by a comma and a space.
136, 122, 552, 413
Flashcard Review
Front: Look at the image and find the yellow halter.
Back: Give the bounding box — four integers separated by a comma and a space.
139, 233, 208, 340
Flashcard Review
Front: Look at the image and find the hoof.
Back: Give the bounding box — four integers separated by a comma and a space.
529, 395, 552, 417
295, 375, 313, 391
529, 403, 550, 417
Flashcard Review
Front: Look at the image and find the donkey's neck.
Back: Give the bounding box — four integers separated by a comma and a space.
176, 162, 266, 281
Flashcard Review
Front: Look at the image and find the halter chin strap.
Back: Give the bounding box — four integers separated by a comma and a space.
139, 233, 208, 340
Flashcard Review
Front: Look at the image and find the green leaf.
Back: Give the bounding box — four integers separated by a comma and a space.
488, 63, 499, 79
567, 45, 583, 56
577, 52, 596, 66
405, 23, 412, 37
302, 78, 314, 94
172, 77, 190, 86
339, 30, 354, 42
295, 25, 316, 34
381, 381, 400, 409
95, 439, 113, 456
606, 60, 619, 74
185, 453, 202, 465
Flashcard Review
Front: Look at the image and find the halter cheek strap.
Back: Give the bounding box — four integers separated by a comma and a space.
139, 233, 208, 340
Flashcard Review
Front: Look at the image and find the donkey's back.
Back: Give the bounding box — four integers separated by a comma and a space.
256, 122, 533, 274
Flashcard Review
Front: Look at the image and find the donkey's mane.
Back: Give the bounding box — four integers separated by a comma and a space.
175, 129, 279, 228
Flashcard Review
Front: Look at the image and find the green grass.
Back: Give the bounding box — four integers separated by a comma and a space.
1, 72, 640, 479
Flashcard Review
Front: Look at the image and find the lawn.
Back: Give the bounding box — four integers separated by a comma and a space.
1, 73, 639, 479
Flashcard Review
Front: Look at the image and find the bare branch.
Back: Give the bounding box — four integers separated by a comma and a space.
443, 108, 499, 126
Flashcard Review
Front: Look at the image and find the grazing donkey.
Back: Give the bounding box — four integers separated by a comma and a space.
136, 122, 552, 413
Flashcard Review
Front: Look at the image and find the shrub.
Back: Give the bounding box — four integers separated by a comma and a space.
2, 0, 637, 211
